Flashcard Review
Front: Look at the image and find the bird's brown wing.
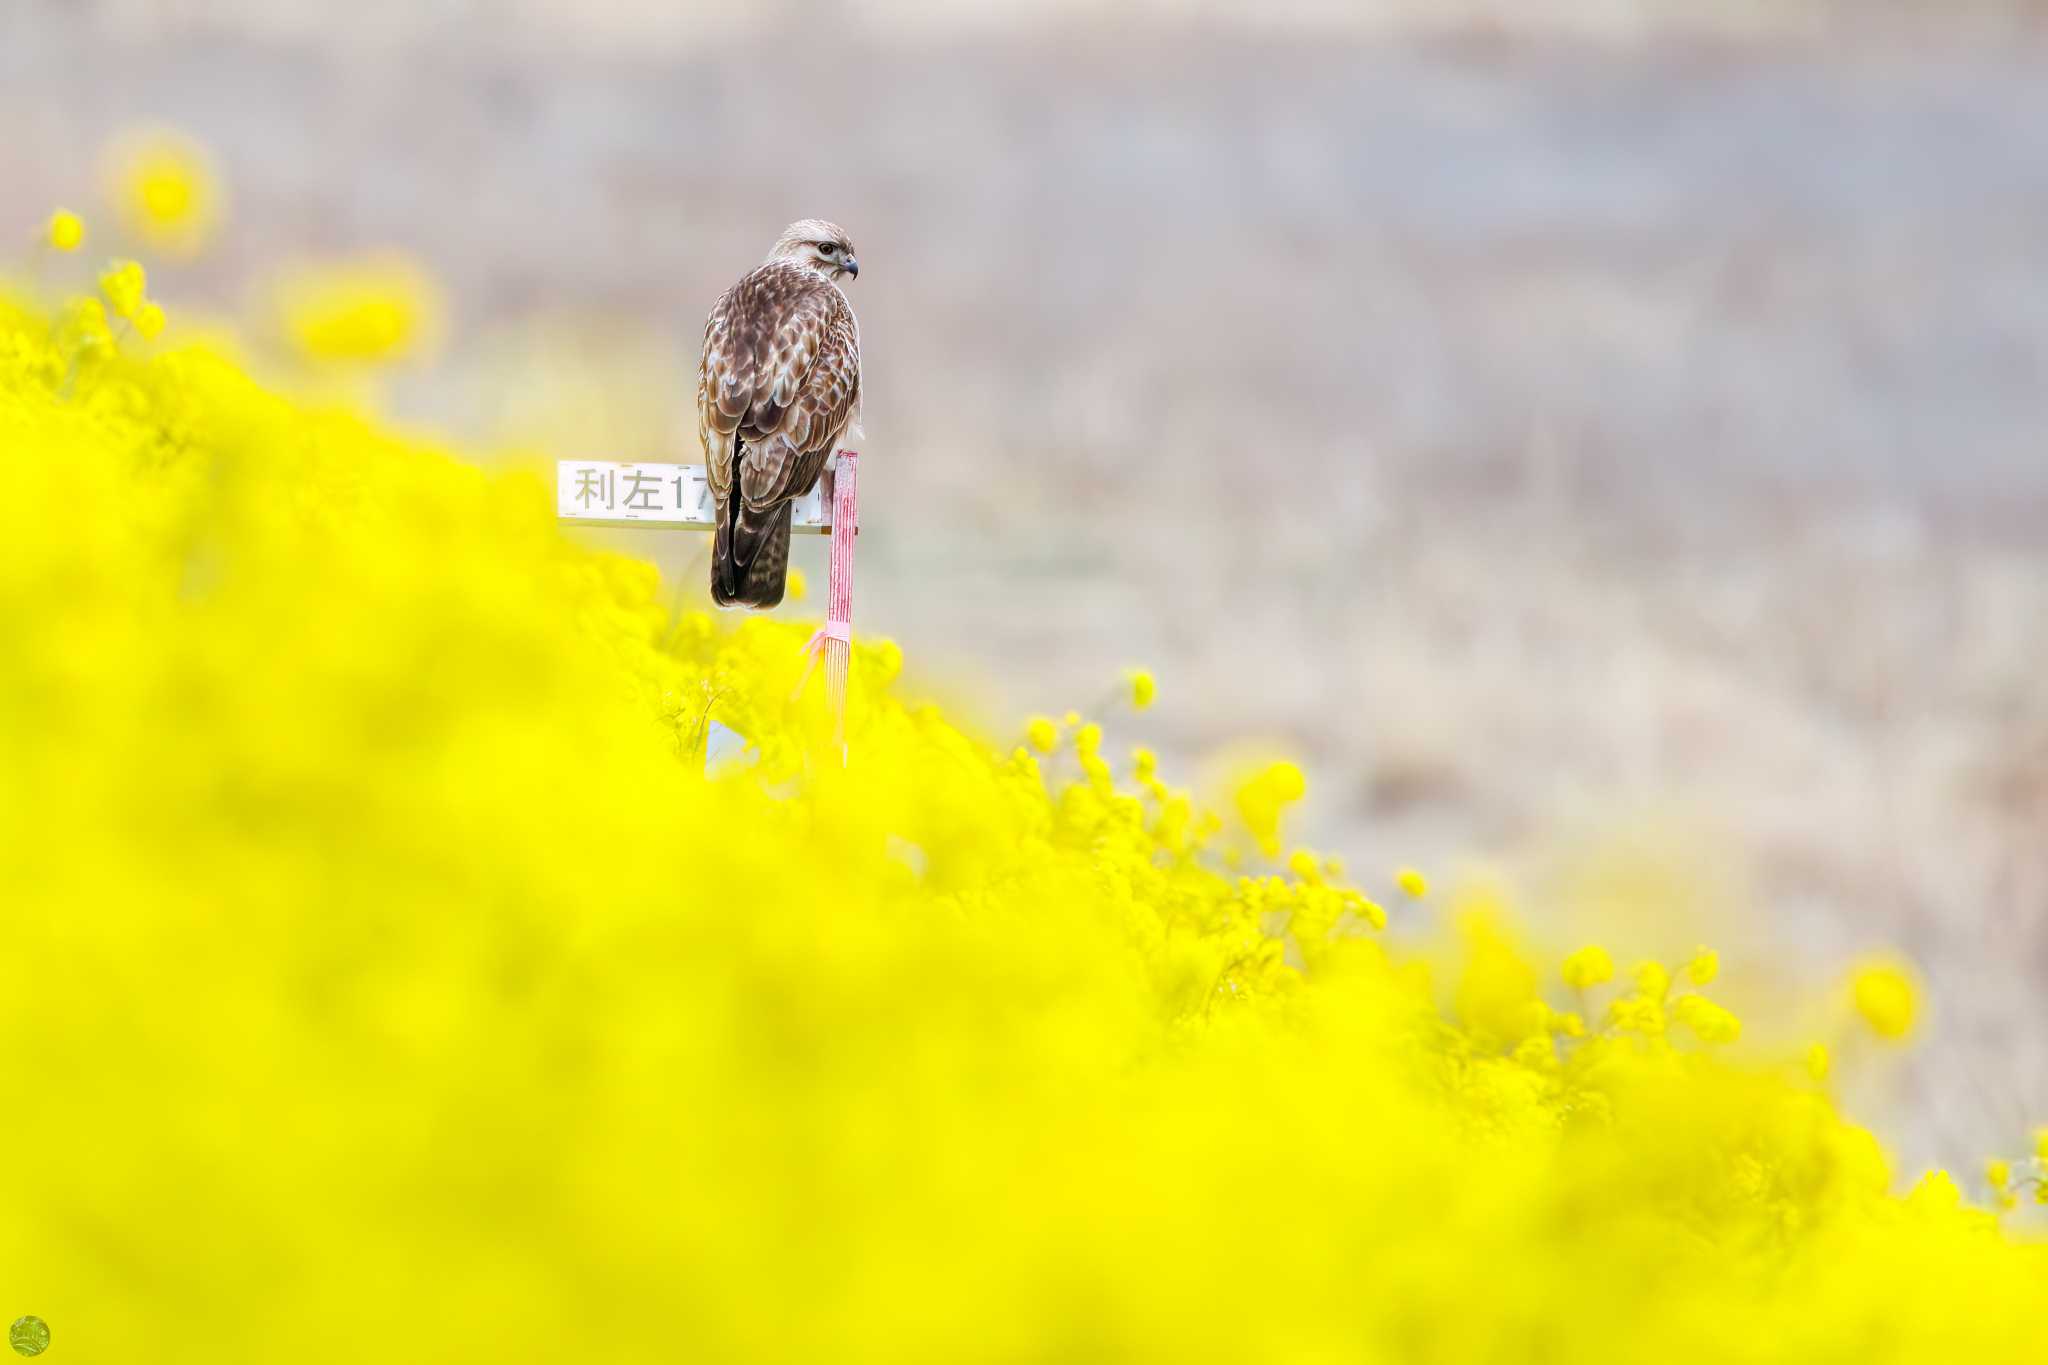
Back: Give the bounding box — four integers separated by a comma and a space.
697, 274, 756, 502
698, 260, 861, 505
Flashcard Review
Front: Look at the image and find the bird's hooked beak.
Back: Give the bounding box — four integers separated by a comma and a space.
841, 256, 859, 281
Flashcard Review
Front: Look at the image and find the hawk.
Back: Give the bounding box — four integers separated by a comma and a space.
698, 219, 862, 609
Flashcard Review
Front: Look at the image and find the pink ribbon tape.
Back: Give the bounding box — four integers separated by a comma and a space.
803, 619, 852, 652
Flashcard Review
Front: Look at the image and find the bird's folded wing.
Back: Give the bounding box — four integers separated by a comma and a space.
741, 291, 861, 507
698, 262, 860, 504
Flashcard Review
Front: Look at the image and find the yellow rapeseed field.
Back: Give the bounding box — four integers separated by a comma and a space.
2, 256, 2045, 1361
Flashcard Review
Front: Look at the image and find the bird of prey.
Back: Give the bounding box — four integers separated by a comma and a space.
698, 219, 862, 609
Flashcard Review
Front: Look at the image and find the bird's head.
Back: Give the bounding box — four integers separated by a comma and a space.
768, 219, 859, 282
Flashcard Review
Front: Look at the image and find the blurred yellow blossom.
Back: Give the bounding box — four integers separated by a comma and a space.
1233, 758, 1306, 856
1673, 994, 1740, 1044
1805, 1042, 1831, 1083
1025, 716, 1060, 754
0, 287, 2042, 1361
99, 259, 147, 321
103, 125, 223, 256
272, 253, 446, 365
2036, 1126, 2048, 1163
44, 209, 84, 252
785, 566, 808, 601
1561, 944, 1614, 990
1685, 947, 1719, 985
1907, 1169, 1961, 1212
1851, 957, 1920, 1041
871, 636, 903, 683
1453, 914, 1542, 1045
133, 300, 167, 341
1610, 994, 1666, 1036
1634, 959, 1671, 1000
55, 295, 114, 358
1125, 667, 1156, 710
1395, 866, 1430, 899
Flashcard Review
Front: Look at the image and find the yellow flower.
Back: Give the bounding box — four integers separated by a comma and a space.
2035, 1127, 2048, 1164
56, 296, 114, 359
1850, 958, 1920, 1042
1987, 1158, 2011, 1195
1561, 944, 1614, 991
1634, 959, 1671, 1000
1233, 759, 1306, 857
1907, 1169, 1961, 1211
1286, 849, 1322, 884
45, 209, 84, 252
99, 260, 147, 322
1131, 747, 1157, 782
1125, 668, 1156, 710
1685, 947, 1719, 986
104, 126, 223, 256
1804, 1043, 1831, 1083
784, 567, 808, 602
5, 265, 2048, 1362
1025, 716, 1060, 754
272, 254, 446, 365
1453, 913, 1542, 1045
1154, 793, 1192, 856
134, 301, 167, 341
1610, 994, 1666, 1036
870, 636, 904, 683
1674, 994, 1740, 1044
1394, 866, 1429, 899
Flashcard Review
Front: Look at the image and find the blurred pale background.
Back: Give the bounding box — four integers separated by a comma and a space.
5, 0, 2045, 1166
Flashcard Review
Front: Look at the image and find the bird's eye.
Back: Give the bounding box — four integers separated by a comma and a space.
817, 242, 838, 256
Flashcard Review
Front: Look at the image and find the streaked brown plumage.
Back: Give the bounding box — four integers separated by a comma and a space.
698, 219, 862, 608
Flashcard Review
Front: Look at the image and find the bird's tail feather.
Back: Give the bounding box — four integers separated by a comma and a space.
712, 483, 793, 610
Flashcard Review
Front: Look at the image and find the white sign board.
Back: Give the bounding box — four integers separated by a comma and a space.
556, 460, 835, 533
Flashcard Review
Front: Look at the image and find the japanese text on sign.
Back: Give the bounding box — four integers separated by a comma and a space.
555, 461, 837, 532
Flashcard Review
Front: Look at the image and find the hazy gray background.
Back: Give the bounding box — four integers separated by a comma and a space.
5, 0, 2045, 1173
